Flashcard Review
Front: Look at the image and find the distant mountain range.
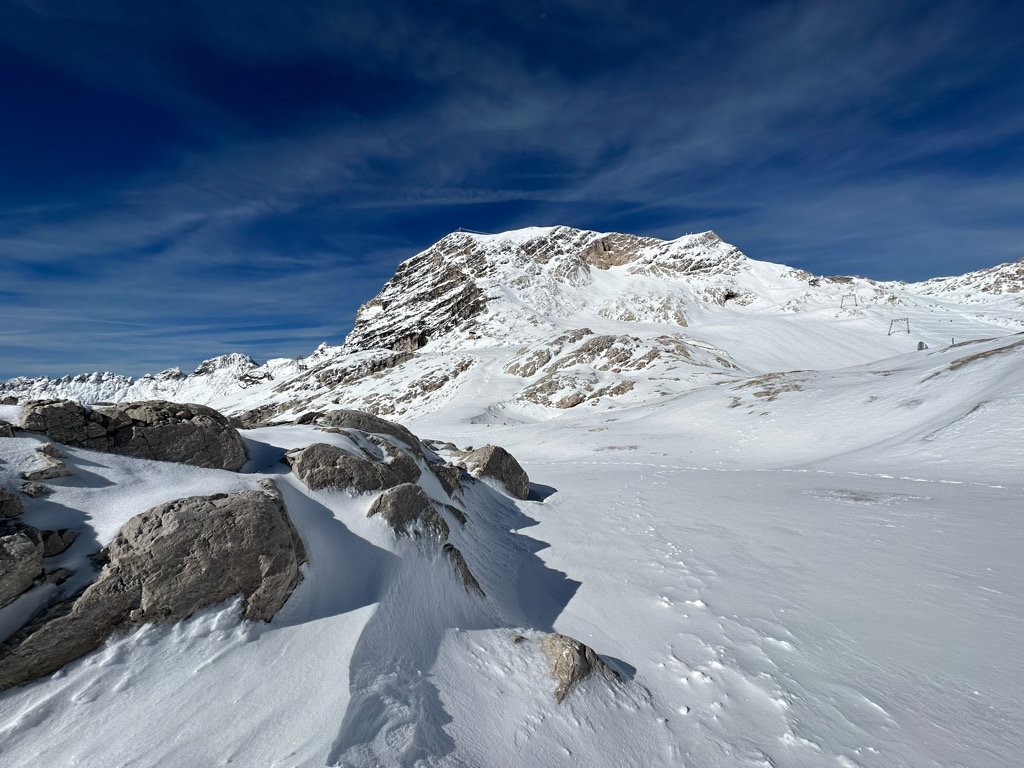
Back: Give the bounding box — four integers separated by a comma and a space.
4, 226, 1022, 421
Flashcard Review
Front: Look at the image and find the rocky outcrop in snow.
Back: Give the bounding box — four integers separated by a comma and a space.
367, 483, 449, 540
19, 400, 248, 471
0, 481, 306, 689
463, 445, 530, 500
540, 632, 621, 703
0, 487, 23, 518
285, 442, 419, 492
0, 521, 44, 609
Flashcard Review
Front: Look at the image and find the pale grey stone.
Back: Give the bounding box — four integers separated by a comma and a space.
19, 400, 248, 471
367, 483, 448, 540
286, 442, 405, 493
540, 633, 620, 703
0, 481, 306, 689
0, 522, 43, 608
464, 444, 530, 500
0, 488, 23, 518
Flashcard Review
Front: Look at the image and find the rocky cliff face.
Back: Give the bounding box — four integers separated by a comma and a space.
2, 226, 1023, 419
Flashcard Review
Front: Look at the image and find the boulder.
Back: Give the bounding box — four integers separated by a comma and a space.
540, 633, 620, 703
0, 420, 15, 438
41, 529, 78, 558
286, 443, 410, 493
0, 488, 23, 518
463, 444, 530, 500
20, 483, 51, 498
367, 483, 449, 540
0, 521, 44, 608
20, 451, 71, 482
371, 439, 421, 485
430, 462, 464, 498
18, 399, 248, 471
314, 410, 420, 452
0, 481, 306, 689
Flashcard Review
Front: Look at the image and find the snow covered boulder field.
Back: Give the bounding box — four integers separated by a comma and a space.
1, 226, 1023, 766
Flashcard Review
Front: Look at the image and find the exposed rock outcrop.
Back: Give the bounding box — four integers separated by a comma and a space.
0, 521, 43, 608
19, 400, 247, 471
0, 487, 23, 518
540, 633, 620, 703
367, 483, 449, 540
40, 529, 78, 558
312, 409, 421, 452
286, 442, 416, 493
20, 446, 72, 482
0, 420, 15, 438
20, 483, 51, 498
442, 543, 484, 596
429, 462, 464, 498
0, 481, 306, 689
463, 444, 530, 500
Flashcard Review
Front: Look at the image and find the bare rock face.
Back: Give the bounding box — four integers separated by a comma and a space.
0, 420, 15, 438
19, 400, 248, 471
463, 444, 530, 500
312, 409, 421, 452
0, 487, 23, 518
540, 633, 620, 703
0, 521, 44, 608
40, 529, 78, 558
430, 462, 464, 498
286, 443, 411, 493
442, 543, 484, 596
367, 483, 449, 540
0, 481, 306, 689
20, 482, 51, 498
20, 448, 72, 482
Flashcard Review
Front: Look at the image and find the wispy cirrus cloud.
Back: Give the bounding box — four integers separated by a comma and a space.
1, 0, 1022, 377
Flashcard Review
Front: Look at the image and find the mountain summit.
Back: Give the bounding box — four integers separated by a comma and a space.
2, 226, 1022, 419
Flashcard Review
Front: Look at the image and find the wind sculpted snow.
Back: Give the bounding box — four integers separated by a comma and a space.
1, 227, 1022, 766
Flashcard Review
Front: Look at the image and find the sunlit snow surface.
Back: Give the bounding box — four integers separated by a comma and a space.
1, 229, 1022, 766
1, 334, 1021, 767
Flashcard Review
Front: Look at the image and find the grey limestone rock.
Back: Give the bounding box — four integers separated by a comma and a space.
286, 442, 408, 493
464, 444, 530, 500
314, 409, 420, 452
540, 632, 620, 703
430, 462, 464, 498
0, 521, 44, 608
367, 483, 449, 540
0, 487, 23, 518
20, 483, 51, 498
21, 450, 72, 482
18, 399, 248, 471
0, 481, 306, 689
442, 543, 484, 596
41, 529, 78, 558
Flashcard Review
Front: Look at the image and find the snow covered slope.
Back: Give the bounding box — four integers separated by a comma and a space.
1, 226, 1022, 767
3, 226, 1021, 420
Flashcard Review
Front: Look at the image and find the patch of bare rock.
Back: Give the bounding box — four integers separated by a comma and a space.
463, 444, 530, 500
368, 482, 449, 540
509, 632, 621, 703
0, 480, 306, 689
19, 399, 248, 471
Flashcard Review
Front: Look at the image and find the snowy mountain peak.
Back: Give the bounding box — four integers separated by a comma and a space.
341, 226, 749, 355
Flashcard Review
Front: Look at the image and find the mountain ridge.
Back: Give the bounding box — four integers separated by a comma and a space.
3, 225, 1022, 419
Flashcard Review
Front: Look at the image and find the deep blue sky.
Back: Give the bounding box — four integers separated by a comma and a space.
2, 0, 1023, 378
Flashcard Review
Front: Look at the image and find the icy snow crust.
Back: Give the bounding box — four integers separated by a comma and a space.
1, 226, 1023, 766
